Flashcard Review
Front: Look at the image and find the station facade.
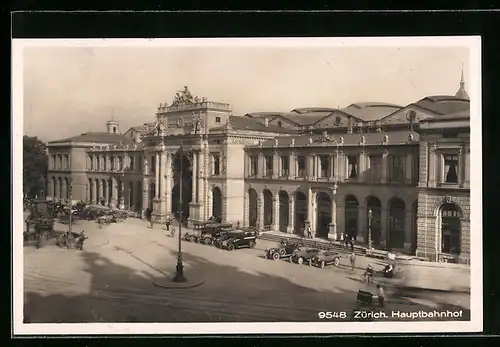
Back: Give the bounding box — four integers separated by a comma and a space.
46, 78, 471, 263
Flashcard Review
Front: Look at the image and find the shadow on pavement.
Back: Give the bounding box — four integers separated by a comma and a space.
24, 240, 471, 323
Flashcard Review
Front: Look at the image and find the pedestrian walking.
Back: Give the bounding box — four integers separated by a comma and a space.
165, 216, 170, 232
349, 252, 356, 271
349, 237, 355, 252
306, 225, 313, 239
376, 284, 385, 308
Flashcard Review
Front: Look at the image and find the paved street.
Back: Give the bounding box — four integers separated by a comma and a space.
23, 217, 470, 323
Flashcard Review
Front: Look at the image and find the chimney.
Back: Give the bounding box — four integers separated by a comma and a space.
264, 117, 269, 127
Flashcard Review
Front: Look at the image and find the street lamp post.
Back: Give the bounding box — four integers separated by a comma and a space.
367, 208, 373, 250
172, 144, 187, 283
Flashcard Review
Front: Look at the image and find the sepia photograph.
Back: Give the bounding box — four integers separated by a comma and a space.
12, 37, 482, 335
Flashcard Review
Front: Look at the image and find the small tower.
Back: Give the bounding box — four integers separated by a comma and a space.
455, 64, 470, 100
106, 120, 120, 134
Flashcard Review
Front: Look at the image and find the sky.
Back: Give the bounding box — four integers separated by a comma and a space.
21, 43, 470, 142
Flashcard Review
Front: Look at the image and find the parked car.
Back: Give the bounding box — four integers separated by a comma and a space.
184, 221, 233, 244
220, 230, 257, 251
310, 250, 341, 268
289, 247, 321, 265
213, 231, 235, 248
265, 239, 302, 261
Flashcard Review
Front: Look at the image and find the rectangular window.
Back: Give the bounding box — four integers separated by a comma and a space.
280, 155, 289, 176
64, 154, 69, 169
102, 157, 107, 171
130, 156, 135, 171
264, 155, 273, 177
443, 154, 459, 183
215, 116, 221, 123
110, 156, 115, 171
390, 155, 405, 182
150, 155, 155, 174
347, 155, 358, 179
89, 156, 94, 171
250, 156, 258, 176
368, 155, 382, 182
319, 155, 329, 178
118, 157, 123, 171
297, 156, 306, 178
213, 153, 220, 175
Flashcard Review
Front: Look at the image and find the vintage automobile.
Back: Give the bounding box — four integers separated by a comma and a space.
184, 221, 233, 244
213, 231, 236, 248
289, 247, 321, 265
220, 230, 257, 251
310, 250, 341, 268
110, 209, 128, 222
82, 205, 110, 220
265, 239, 302, 261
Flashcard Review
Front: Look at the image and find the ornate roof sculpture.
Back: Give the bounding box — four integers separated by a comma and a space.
171, 86, 204, 106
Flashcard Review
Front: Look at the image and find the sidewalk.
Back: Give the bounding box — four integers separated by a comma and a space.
259, 230, 471, 294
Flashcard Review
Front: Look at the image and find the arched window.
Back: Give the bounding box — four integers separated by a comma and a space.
441, 203, 461, 255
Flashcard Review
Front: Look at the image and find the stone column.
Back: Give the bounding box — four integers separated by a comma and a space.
329, 154, 335, 180
119, 180, 125, 210
273, 196, 280, 231
243, 193, 248, 227
287, 195, 295, 234
358, 151, 366, 182
335, 150, 341, 181
307, 155, 315, 179
192, 151, 198, 203
165, 152, 172, 215
329, 184, 338, 240
272, 152, 279, 179
111, 177, 118, 208
405, 152, 413, 184
381, 150, 389, 184
404, 209, 413, 252
258, 194, 264, 229
258, 153, 264, 178
464, 144, 470, 188
98, 180, 104, 204
380, 205, 388, 249
288, 152, 295, 179
428, 144, 437, 187
142, 178, 150, 218
307, 185, 314, 229
155, 152, 160, 199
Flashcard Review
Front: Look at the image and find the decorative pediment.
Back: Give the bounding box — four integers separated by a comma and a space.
312, 111, 357, 128
381, 105, 438, 125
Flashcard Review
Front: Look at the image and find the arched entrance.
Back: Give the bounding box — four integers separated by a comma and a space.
316, 192, 332, 238
171, 151, 192, 220
345, 195, 359, 240
440, 203, 461, 255
248, 188, 258, 227
88, 179, 94, 203
366, 196, 382, 247
263, 189, 273, 228
58, 177, 63, 199
411, 200, 418, 254
52, 177, 56, 198
278, 190, 289, 233
294, 191, 307, 235
388, 198, 406, 249
128, 182, 134, 210
212, 187, 222, 220
135, 181, 142, 211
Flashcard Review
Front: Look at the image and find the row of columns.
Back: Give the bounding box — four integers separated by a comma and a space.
50, 154, 70, 170
248, 150, 415, 184
87, 178, 122, 208
48, 177, 70, 200
87, 153, 141, 172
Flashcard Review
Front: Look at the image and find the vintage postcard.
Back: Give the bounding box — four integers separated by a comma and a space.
12, 37, 482, 335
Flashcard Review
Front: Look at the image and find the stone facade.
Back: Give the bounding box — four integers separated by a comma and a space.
46, 85, 472, 264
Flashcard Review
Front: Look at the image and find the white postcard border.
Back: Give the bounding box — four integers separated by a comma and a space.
12, 36, 483, 335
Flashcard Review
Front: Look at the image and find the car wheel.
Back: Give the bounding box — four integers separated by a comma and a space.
249, 241, 256, 249
334, 257, 340, 266
297, 257, 304, 265
189, 235, 196, 242
279, 248, 286, 256
227, 244, 235, 251
320, 261, 326, 269
204, 238, 212, 245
